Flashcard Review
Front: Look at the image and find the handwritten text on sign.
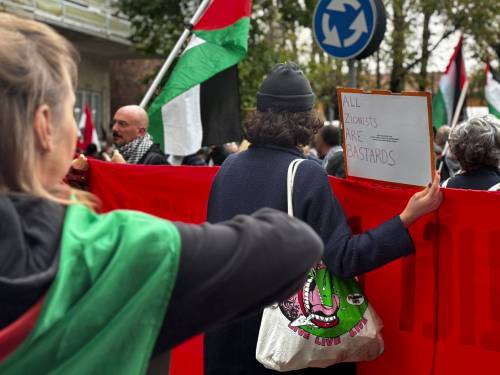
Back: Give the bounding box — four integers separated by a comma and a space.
340, 91, 433, 187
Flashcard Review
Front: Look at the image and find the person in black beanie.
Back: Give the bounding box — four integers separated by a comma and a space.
256, 62, 315, 112
204, 63, 442, 375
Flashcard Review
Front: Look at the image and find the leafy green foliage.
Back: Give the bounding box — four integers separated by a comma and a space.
442, 0, 500, 61
116, 0, 195, 55
115, 0, 499, 115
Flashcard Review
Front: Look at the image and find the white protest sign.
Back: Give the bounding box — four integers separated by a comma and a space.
338, 89, 435, 187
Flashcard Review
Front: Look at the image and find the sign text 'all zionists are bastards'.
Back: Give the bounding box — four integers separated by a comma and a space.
338, 89, 435, 187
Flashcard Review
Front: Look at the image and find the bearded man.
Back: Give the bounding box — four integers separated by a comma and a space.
111, 105, 167, 165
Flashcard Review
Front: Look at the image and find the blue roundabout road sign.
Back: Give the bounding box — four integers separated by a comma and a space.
313, 0, 386, 60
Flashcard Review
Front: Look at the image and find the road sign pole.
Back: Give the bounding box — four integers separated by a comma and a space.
348, 59, 357, 87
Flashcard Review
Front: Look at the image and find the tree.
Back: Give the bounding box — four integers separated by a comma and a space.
116, 0, 498, 114
379, 0, 499, 93
239, 1, 301, 112
116, 1, 198, 55
116, 0, 348, 117
442, 0, 500, 62
387, 0, 412, 92
240, 1, 349, 115
379, 0, 458, 92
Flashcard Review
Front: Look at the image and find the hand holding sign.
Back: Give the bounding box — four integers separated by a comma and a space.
399, 172, 443, 227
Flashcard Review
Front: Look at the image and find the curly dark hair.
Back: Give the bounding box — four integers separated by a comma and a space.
243, 109, 323, 148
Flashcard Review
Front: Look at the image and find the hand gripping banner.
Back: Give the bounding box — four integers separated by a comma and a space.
87, 160, 500, 375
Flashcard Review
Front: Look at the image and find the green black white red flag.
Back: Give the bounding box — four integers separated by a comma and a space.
486, 62, 500, 119
148, 0, 251, 156
0, 204, 181, 374
432, 36, 467, 128
77, 104, 100, 152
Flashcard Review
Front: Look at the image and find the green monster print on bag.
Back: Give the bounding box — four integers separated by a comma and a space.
256, 158, 383, 370
279, 262, 368, 340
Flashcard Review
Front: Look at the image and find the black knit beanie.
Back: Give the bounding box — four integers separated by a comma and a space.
256, 63, 315, 112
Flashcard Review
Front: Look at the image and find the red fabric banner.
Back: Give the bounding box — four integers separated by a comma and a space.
87, 160, 500, 375
0, 298, 44, 362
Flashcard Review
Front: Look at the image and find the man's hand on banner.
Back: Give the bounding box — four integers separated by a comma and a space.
111, 150, 126, 164
72, 154, 89, 171
66, 154, 89, 191
399, 171, 443, 227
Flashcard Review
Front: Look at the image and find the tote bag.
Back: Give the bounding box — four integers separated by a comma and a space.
256, 159, 384, 371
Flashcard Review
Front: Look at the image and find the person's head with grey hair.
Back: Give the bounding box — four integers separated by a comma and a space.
448, 115, 500, 172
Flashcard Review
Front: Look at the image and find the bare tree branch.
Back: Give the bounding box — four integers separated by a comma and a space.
403, 26, 457, 72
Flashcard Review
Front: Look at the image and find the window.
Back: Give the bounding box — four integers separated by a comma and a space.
74, 89, 103, 140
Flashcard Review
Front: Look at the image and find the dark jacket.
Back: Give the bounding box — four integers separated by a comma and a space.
138, 144, 168, 165
205, 144, 415, 375
0, 194, 323, 369
445, 166, 500, 190
437, 154, 461, 182
325, 149, 345, 178
182, 154, 207, 166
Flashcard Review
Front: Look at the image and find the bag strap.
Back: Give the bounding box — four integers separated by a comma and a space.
287, 159, 305, 217
488, 182, 500, 192
441, 178, 450, 188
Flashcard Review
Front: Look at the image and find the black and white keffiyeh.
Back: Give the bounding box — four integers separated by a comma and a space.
118, 133, 154, 164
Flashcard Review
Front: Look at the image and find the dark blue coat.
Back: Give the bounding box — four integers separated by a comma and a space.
446, 166, 500, 190
205, 144, 415, 375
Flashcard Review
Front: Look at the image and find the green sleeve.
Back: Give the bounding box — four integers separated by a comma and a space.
1, 204, 181, 375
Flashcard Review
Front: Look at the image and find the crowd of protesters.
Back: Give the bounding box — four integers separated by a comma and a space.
75, 103, 500, 193
62, 36, 500, 194
0, 13, 326, 374
69, 57, 499, 374
0, 11, 499, 375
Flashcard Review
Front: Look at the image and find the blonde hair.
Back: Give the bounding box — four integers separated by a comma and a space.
0, 13, 97, 206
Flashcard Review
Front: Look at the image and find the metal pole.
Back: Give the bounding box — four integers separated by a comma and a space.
348, 59, 357, 88
438, 80, 469, 173
139, 0, 213, 108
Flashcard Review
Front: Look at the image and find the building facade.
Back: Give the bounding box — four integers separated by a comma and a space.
1, 0, 139, 142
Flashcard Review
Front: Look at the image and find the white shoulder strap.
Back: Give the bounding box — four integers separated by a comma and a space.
287, 159, 305, 216
441, 178, 450, 188
488, 182, 500, 192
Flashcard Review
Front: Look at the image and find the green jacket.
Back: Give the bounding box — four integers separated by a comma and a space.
0, 203, 181, 374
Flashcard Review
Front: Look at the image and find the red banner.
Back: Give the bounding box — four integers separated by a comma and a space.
88, 160, 500, 375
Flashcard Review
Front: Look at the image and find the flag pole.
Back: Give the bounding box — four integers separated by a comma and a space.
438, 80, 469, 173
139, 0, 213, 109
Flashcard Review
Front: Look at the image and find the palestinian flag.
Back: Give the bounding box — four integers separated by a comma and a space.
0, 204, 181, 374
432, 36, 467, 128
486, 62, 500, 118
77, 104, 100, 152
148, 0, 252, 156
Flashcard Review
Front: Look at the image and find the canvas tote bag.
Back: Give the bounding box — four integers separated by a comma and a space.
256, 159, 384, 371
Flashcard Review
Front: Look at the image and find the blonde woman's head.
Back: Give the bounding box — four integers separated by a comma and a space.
0, 12, 79, 199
